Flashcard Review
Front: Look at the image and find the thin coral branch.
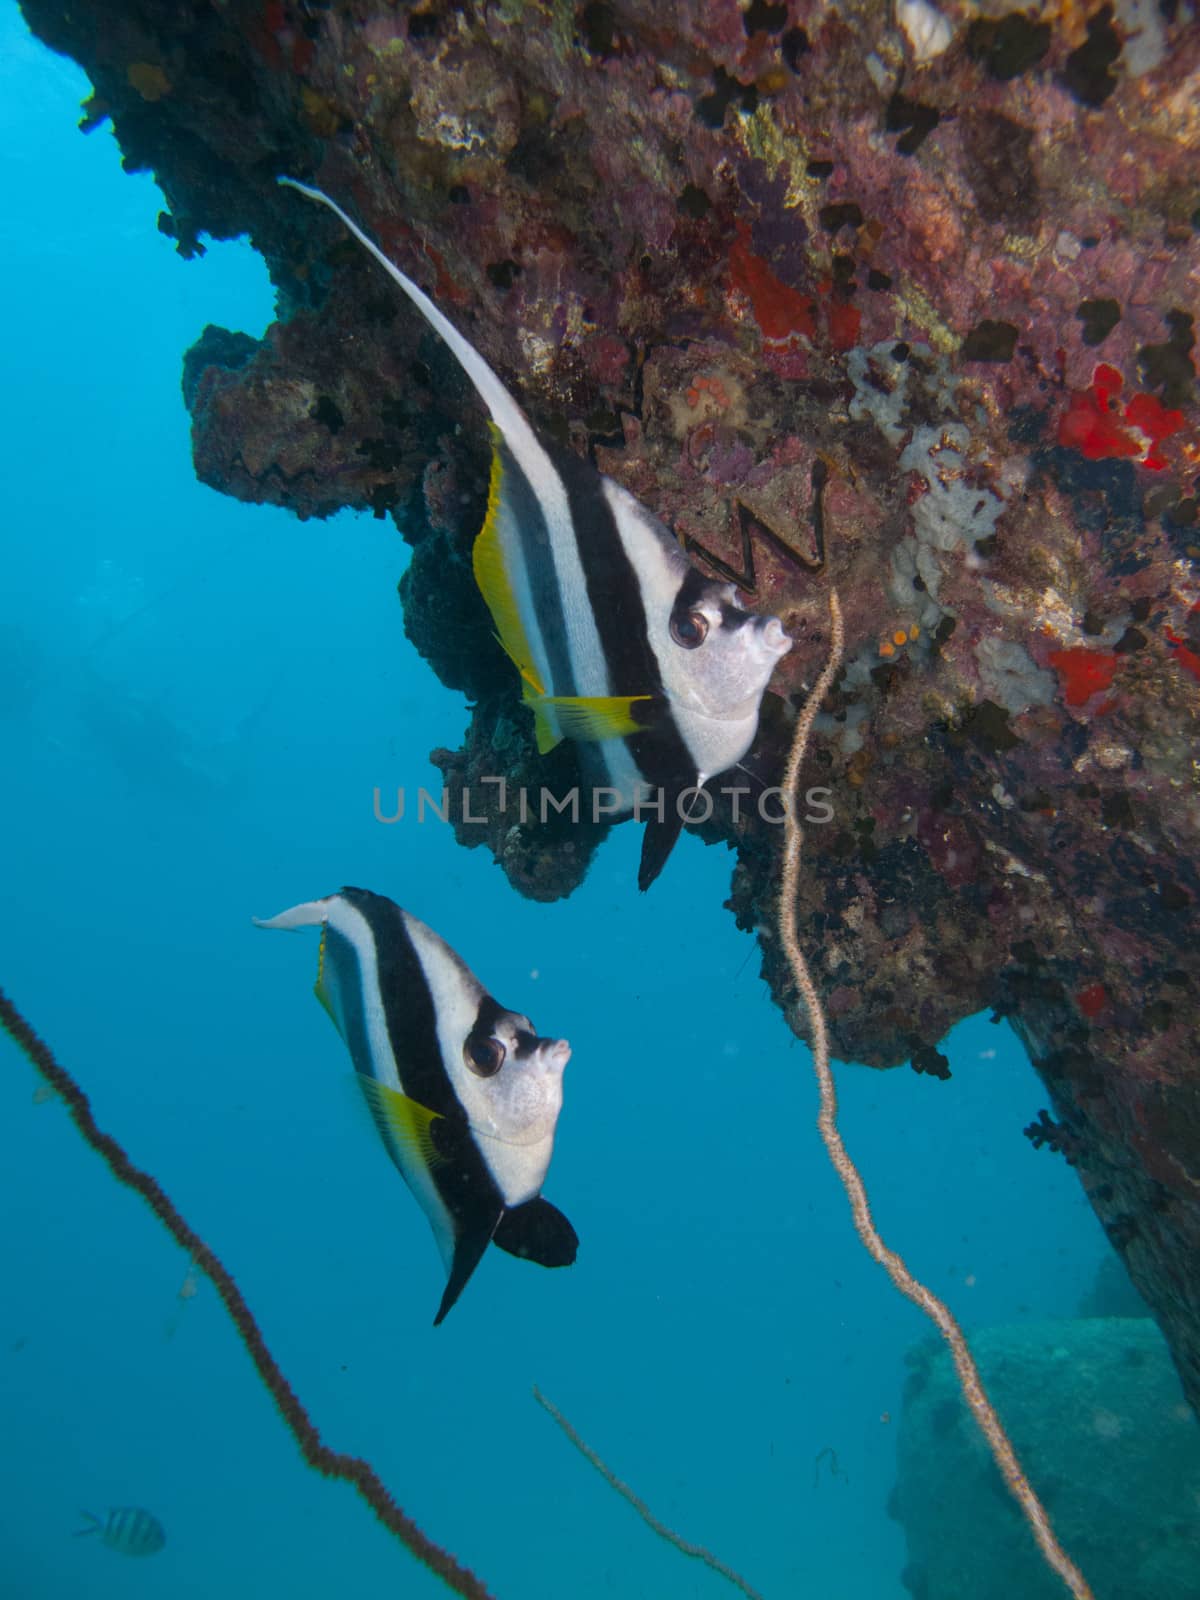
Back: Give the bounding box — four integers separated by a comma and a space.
778, 592, 1094, 1600
0, 986, 494, 1600
533, 1387, 764, 1600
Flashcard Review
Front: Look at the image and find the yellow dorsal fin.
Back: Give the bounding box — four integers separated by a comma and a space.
472, 424, 545, 697
537, 694, 655, 742
356, 1075, 445, 1169
314, 927, 337, 1025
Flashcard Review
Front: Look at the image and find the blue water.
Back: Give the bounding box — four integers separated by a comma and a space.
0, 8, 1112, 1595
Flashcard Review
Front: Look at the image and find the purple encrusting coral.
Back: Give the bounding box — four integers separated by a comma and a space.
20, 0, 1200, 1418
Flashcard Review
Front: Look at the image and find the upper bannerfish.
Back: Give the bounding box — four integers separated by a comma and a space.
279, 177, 793, 889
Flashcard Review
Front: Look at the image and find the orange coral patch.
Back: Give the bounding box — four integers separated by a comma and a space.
1123, 392, 1185, 470
1048, 647, 1120, 707
828, 299, 862, 352
1075, 983, 1108, 1019
728, 224, 816, 344
1165, 629, 1200, 681
1058, 363, 1186, 471
1058, 386, 1141, 462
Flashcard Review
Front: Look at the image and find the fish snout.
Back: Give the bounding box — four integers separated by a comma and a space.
542, 1037, 571, 1074
758, 616, 793, 657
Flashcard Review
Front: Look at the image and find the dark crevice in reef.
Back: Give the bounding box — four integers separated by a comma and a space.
966, 13, 1052, 81
20, 0, 1200, 1418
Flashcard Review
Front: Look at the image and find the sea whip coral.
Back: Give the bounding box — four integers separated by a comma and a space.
533, 1387, 762, 1599
0, 987, 493, 1600
778, 594, 1093, 1600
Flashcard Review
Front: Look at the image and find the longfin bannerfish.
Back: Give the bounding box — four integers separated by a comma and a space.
256, 888, 575, 1323
75, 1507, 166, 1557
279, 177, 793, 889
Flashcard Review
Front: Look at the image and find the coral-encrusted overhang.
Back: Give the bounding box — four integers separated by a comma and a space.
20, 0, 1200, 1413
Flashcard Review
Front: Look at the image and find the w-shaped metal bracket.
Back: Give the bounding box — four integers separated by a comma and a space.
681, 460, 828, 596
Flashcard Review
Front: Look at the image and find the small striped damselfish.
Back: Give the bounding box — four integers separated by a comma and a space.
257, 887, 575, 1324
75, 1506, 166, 1557
280, 177, 793, 889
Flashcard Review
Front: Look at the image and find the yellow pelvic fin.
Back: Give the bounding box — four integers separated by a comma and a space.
472, 425, 546, 697
536, 693, 655, 742
356, 1075, 444, 1169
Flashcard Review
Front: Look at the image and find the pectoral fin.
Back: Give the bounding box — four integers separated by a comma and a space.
536, 693, 655, 742
493, 1197, 579, 1268
355, 1075, 444, 1172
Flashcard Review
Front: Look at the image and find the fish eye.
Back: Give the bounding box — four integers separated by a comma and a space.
464, 1035, 506, 1077
670, 609, 709, 649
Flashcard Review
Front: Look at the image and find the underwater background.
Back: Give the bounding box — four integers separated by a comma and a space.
0, 6, 1164, 1596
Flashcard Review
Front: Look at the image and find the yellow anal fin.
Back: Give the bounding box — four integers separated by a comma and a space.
537, 694, 655, 742
356, 1075, 445, 1169
472, 425, 545, 697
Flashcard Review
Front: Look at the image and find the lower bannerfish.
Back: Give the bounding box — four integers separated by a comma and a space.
256, 887, 576, 1323
75, 1507, 166, 1557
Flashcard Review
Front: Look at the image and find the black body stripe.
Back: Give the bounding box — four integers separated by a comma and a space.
334, 888, 506, 1320
335, 886, 458, 1117
471, 994, 507, 1040
497, 439, 578, 698
550, 441, 697, 792
429, 1113, 504, 1323
672, 564, 712, 621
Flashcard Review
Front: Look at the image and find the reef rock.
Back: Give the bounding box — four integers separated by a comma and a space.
20, 0, 1200, 1412
891, 1317, 1200, 1600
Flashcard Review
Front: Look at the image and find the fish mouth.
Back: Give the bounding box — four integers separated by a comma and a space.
758, 616, 793, 656
543, 1038, 571, 1072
